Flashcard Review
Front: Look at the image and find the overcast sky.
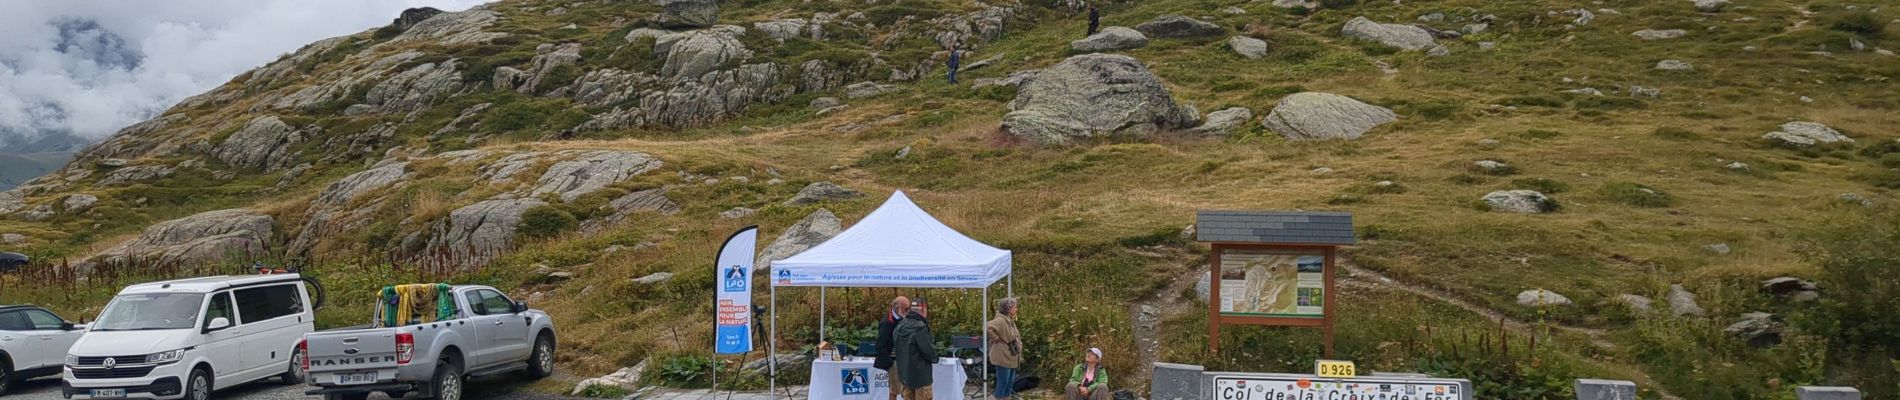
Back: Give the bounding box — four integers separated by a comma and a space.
0, 0, 491, 144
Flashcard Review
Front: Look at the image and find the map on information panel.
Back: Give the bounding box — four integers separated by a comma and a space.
1211, 376, 1463, 400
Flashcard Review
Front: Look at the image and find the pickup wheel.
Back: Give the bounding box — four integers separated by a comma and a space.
431, 360, 464, 400
525, 334, 555, 379
0, 359, 12, 396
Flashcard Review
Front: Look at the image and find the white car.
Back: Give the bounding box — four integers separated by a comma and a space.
0, 305, 86, 395
63, 274, 320, 400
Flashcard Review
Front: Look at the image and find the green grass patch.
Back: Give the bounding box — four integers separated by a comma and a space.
1599, 182, 1674, 208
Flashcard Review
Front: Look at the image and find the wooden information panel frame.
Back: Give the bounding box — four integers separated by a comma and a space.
1206, 242, 1339, 357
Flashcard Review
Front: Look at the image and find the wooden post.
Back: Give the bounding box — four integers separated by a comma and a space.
1322, 246, 1337, 358
1208, 244, 1223, 353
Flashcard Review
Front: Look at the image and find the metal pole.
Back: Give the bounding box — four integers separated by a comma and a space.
769, 282, 777, 398
1007, 274, 1013, 297
820, 286, 828, 343
983, 286, 991, 398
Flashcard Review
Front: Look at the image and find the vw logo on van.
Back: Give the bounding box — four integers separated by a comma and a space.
103, 357, 116, 369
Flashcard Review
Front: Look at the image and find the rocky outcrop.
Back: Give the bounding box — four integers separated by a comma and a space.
1190, 107, 1253, 135
1070, 27, 1149, 52
1762, 121, 1853, 147
1340, 17, 1437, 51
658, 0, 719, 29
579, 189, 681, 234
392, 7, 446, 31
572, 63, 785, 131
1725, 312, 1782, 347
215, 116, 308, 171
390, 9, 508, 46
1654, 59, 1694, 71
421, 197, 548, 269
1632, 29, 1687, 40
1135, 15, 1224, 38
1516, 289, 1572, 307
0, 190, 22, 214
662, 26, 751, 79
1229, 36, 1269, 59
1616, 294, 1654, 312
364, 60, 465, 113
1482, 190, 1558, 214
98, 165, 177, 186
1001, 54, 1197, 145
288, 163, 411, 254
62, 194, 98, 213
1668, 284, 1705, 316
785, 182, 863, 206
92, 209, 275, 268
758, 209, 843, 270
1761, 277, 1820, 302
1259, 92, 1397, 140
528, 151, 664, 202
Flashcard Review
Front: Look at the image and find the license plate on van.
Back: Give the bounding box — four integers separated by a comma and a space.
89, 388, 126, 398
334, 371, 380, 385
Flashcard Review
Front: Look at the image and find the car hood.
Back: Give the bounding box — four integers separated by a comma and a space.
70, 329, 196, 356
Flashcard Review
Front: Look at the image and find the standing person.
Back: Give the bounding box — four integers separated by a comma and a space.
986, 298, 1023, 400
875, 296, 911, 400
895, 300, 939, 400
947, 43, 962, 84
1086, 4, 1100, 37
1064, 348, 1110, 400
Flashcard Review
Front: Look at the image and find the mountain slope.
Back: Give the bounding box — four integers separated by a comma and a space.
3, 0, 1899, 398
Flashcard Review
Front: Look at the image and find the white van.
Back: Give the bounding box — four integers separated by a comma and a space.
63, 274, 319, 400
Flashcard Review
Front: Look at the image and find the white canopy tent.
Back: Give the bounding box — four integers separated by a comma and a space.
767, 190, 1013, 396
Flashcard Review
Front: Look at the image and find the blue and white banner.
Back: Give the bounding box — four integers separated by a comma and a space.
714, 226, 758, 354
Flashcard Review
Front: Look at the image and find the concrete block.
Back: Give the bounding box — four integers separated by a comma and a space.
1150, 362, 1204, 400
1574, 379, 1637, 400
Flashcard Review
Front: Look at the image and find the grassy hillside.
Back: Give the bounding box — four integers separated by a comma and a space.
3, 0, 1899, 398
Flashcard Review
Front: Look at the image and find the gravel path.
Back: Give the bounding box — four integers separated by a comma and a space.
7, 375, 579, 400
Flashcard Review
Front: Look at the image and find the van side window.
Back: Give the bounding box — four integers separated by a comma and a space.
235, 284, 304, 324
0, 311, 28, 331
23, 309, 63, 330
463, 291, 488, 315
205, 292, 236, 329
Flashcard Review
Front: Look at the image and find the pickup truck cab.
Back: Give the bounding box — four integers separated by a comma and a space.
0, 305, 85, 395
302, 285, 555, 400
63, 274, 318, 400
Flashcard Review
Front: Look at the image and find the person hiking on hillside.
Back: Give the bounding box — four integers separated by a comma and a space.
987, 297, 1023, 400
1086, 4, 1100, 37
1064, 348, 1110, 400
947, 43, 962, 84
895, 300, 939, 400
875, 296, 911, 400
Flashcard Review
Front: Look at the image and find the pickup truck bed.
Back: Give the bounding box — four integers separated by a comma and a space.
302, 285, 555, 400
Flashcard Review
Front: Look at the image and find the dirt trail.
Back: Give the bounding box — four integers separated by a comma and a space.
1129, 259, 1203, 386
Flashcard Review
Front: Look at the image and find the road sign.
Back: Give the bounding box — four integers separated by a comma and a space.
1315, 360, 1356, 378
1210, 374, 1468, 400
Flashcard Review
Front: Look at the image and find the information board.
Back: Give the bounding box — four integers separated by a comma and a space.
1211, 376, 1466, 400
1218, 248, 1326, 318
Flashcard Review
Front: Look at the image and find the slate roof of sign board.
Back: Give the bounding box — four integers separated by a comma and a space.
1195, 210, 1355, 245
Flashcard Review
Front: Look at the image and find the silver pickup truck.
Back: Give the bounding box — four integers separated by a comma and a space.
301, 285, 556, 400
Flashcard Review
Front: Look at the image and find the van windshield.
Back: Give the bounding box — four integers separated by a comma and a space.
91, 293, 205, 331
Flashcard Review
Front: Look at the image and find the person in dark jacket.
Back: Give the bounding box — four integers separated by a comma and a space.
875, 296, 910, 400
1086, 5, 1100, 37
895, 300, 938, 400
947, 43, 962, 84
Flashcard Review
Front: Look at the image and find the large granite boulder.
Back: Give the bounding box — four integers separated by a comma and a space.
1190, 107, 1253, 135
390, 9, 507, 46
1668, 284, 1706, 316
215, 116, 307, 171
1341, 17, 1437, 51
288, 163, 412, 254
1762, 121, 1853, 148
1229, 36, 1269, 59
1070, 27, 1149, 52
1482, 190, 1558, 214
658, 0, 719, 29
661, 26, 752, 79
758, 209, 843, 270
93, 209, 275, 267
1001, 54, 1197, 145
391, 7, 445, 31
422, 197, 548, 269
1259, 92, 1397, 140
1135, 15, 1224, 38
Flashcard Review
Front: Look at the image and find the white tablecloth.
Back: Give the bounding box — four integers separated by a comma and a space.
808, 357, 967, 399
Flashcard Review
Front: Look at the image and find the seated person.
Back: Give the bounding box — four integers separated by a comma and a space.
1065, 348, 1110, 400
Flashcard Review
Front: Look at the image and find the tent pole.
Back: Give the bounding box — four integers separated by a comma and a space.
983, 286, 991, 397
769, 283, 777, 398
1008, 274, 1014, 297
819, 287, 827, 343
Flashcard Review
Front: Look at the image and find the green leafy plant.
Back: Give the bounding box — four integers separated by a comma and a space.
654, 354, 717, 388
1511, 178, 1570, 194
518, 206, 578, 239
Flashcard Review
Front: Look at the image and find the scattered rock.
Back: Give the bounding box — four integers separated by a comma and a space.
1135, 15, 1224, 38
1001, 54, 1197, 145
1228, 36, 1269, 59
571, 361, 648, 395
1838, 192, 1874, 207
1474, 160, 1511, 174
1516, 289, 1572, 307
1632, 29, 1687, 40
1761, 277, 1820, 302
1629, 85, 1661, 98
1341, 17, 1437, 51
1222, 6, 1247, 15
809, 97, 843, 109
720, 207, 757, 219
633, 272, 675, 284
1617, 294, 1654, 312
61, 194, 99, 213
785, 182, 864, 206
1271, 0, 1313, 9
1694, 0, 1730, 13
1260, 92, 1398, 141
1668, 284, 1705, 316
1702, 243, 1731, 255
1724, 161, 1750, 171
845, 81, 898, 99
1070, 27, 1150, 52
1655, 59, 1694, 71
658, 0, 718, 29
1, 233, 26, 244
1190, 107, 1253, 135
1761, 121, 1853, 148
758, 209, 843, 270
1482, 190, 1558, 214
1311, 167, 1334, 175
1725, 312, 1783, 348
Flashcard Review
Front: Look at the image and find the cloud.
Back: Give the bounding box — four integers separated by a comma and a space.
0, 0, 492, 144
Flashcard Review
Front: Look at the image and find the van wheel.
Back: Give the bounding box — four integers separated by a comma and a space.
281, 349, 307, 384
525, 334, 555, 379
431, 360, 463, 400
323, 394, 369, 400
185, 367, 213, 400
